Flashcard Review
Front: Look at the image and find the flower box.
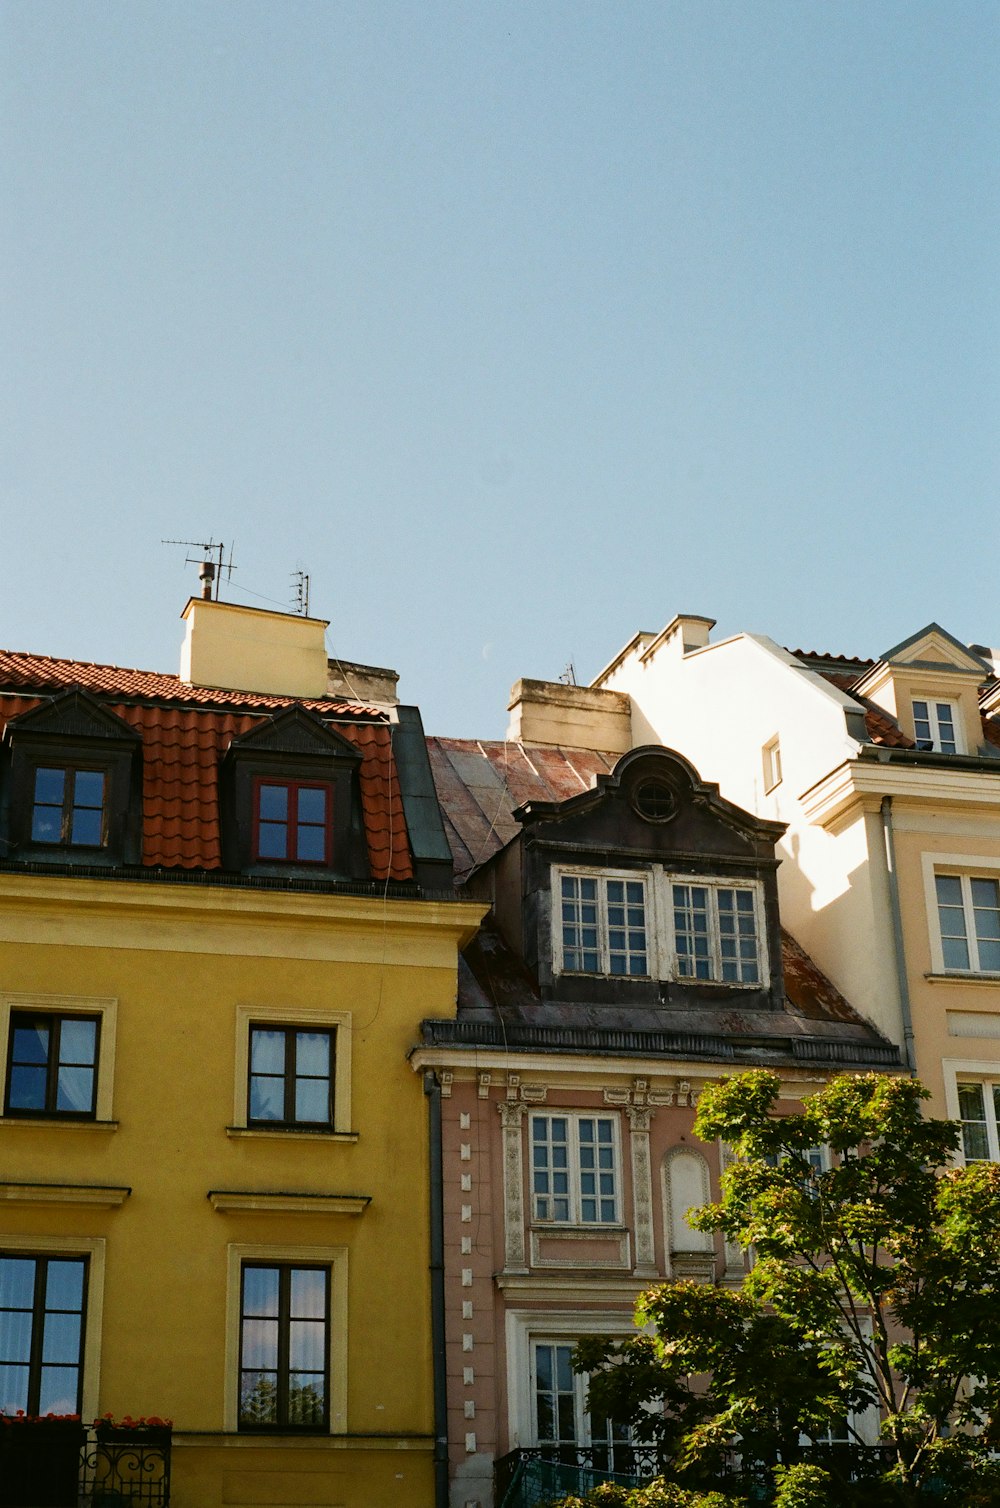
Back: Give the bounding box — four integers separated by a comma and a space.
0, 1416, 86, 1507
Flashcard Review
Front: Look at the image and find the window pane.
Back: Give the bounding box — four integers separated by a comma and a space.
70, 806, 103, 846
38, 1365, 79, 1416
294, 1079, 330, 1123
251, 1030, 285, 1074
257, 822, 287, 859
0, 1310, 32, 1363
297, 788, 327, 824
59, 1020, 97, 1066
295, 1033, 330, 1075
243, 1267, 280, 1317
42, 1313, 81, 1365
0, 1363, 30, 1415
289, 1269, 326, 1319
0, 1259, 37, 1311
13, 1023, 50, 1065
258, 785, 289, 820
288, 1376, 325, 1425
74, 771, 105, 807
289, 1320, 324, 1371
34, 768, 65, 804
240, 1371, 278, 1424
295, 825, 326, 862
56, 1066, 94, 1113
45, 1260, 85, 1312
249, 1076, 284, 1121
8, 1065, 48, 1110
242, 1317, 279, 1369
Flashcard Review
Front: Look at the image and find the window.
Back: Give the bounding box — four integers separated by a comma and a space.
4, 1012, 99, 1119
0, 1255, 87, 1415
955, 1081, 1000, 1162
532, 1340, 632, 1470
672, 882, 761, 983
553, 867, 766, 987
559, 873, 648, 977
238, 1263, 330, 1431
762, 735, 782, 792
912, 699, 961, 754
253, 779, 332, 865
0, 996, 116, 1124
31, 767, 106, 847
248, 1026, 334, 1128
531, 1114, 619, 1225
935, 874, 1000, 974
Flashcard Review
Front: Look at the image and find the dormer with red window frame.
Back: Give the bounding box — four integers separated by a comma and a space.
221, 707, 371, 880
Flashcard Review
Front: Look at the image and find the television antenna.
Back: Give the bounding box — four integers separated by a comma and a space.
162, 538, 236, 601
291, 569, 310, 617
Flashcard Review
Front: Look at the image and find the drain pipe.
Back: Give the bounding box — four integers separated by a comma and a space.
425, 1070, 449, 1508
880, 796, 916, 1074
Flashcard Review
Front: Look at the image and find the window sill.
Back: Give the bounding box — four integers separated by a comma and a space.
530, 1222, 628, 1237
0, 1116, 118, 1132
926, 972, 1000, 987
226, 1126, 358, 1143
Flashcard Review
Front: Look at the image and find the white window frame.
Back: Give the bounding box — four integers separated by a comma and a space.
232, 1003, 353, 1137
0, 1235, 107, 1421
943, 1060, 1000, 1165
529, 1111, 621, 1226
923, 855, 1000, 978
555, 868, 651, 979
505, 1308, 637, 1450
0, 992, 118, 1124
553, 867, 767, 989
224, 1242, 349, 1434
911, 697, 963, 754
762, 735, 782, 793
666, 875, 766, 987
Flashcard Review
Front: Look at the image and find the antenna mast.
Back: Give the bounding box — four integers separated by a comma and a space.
291, 569, 311, 617
162, 538, 236, 601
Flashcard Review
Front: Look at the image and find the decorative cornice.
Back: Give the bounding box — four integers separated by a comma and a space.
0, 1182, 130, 1207
208, 1191, 371, 1215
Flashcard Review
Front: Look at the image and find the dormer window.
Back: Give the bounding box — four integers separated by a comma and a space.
0, 691, 143, 867
912, 699, 961, 754
254, 779, 332, 865
223, 707, 370, 881
31, 767, 107, 847
560, 872, 649, 977
554, 865, 766, 987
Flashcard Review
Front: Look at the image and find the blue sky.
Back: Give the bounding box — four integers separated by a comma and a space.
3, 2, 998, 735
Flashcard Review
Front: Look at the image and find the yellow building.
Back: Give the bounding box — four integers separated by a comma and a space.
0, 598, 482, 1508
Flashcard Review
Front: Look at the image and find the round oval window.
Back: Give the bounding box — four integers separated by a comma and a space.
631, 778, 676, 823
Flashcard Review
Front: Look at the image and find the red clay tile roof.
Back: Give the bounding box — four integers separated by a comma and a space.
426, 738, 617, 879
796, 647, 1000, 749
0, 651, 385, 717
0, 656, 412, 880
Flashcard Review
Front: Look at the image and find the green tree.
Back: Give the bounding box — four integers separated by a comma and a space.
571, 1072, 1000, 1507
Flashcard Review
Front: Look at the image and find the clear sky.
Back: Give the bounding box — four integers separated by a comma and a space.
3, 1, 998, 736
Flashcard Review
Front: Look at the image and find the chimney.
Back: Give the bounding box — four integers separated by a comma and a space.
506, 679, 631, 754
180, 598, 330, 697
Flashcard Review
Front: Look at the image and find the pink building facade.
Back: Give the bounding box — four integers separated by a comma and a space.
414, 739, 899, 1508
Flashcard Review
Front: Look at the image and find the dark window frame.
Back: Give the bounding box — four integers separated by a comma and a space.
247, 1024, 335, 1130
4, 1011, 101, 1120
0, 1252, 88, 1417
30, 765, 109, 849
251, 777, 334, 867
238, 1262, 331, 1433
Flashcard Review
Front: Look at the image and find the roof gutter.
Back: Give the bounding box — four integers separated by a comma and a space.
880, 796, 916, 1074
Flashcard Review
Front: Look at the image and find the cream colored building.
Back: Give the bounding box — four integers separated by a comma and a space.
580, 615, 1000, 1157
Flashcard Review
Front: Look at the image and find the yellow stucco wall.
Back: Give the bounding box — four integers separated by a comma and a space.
0, 874, 482, 1508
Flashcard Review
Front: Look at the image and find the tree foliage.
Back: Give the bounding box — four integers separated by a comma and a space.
565, 1072, 1000, 1507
